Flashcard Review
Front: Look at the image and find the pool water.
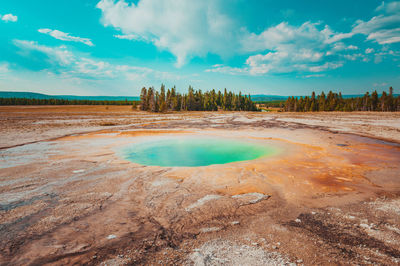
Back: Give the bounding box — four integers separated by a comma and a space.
120, 136, 277, 167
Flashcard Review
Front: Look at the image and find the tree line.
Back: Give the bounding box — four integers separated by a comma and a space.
1, 86, 398, 112
0, 97, 139, 106
284, 87, 400, 112
139, 85, 258, 112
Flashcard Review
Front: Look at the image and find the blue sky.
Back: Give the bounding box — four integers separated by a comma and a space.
0, 0, 399, 96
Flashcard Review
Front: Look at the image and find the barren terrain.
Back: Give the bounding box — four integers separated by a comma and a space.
1, 106, 400, 265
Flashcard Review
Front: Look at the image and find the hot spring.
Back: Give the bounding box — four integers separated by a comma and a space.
119, 136, 277, 167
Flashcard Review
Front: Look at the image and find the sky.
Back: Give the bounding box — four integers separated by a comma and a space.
0, 0, 399, 96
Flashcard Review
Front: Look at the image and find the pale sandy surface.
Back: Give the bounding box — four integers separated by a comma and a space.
1, 107, 400, 149
275, 112, 400, 143
1, 106, 400, 265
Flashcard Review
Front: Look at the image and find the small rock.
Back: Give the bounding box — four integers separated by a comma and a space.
73, 169, 85, 174
200, 227, 221, 233
107, 234, 117, 240
231, 221, 240, 225
360, 223, 370, 229
297, 259, 303, 263
295, 218, 301, 223
232, 192, 270, 205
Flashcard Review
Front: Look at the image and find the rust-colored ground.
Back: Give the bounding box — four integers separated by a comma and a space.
1, 106, 400, 265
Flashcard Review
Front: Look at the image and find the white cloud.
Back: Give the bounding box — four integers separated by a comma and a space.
98, 0, 398, 75
241, 2, 400, 74
0, 62, 10, 73
324, 32, 355, 44
303, 74, 326, 78
204, 20, 363, 75
343, 53, 366, 61
373, 82, 388, 87
376, 1, 400, 14
242, 22, 332, 52
38, 29, 94, 46
241, 22, 347, 75
303, 2, 400, 46
97, 0, 370, 74
0, 62, 10, 80
205, 65, 248, 75
365, 48, 375, 54
366, 28, 400, 44
114, 34, 147, 41
1, 14, 18, 22
13, 39, 183, 83
372, 48, 400, 63
14, 40, 74, 65
308, 62, 343, 73
352, 1, 400, 45
97, 0, 242, 67
353, 16, 400, 44
330, 42, 360, 52
347, 45, 359, 50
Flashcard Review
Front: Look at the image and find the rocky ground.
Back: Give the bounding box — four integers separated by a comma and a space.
0, 106, 400, 265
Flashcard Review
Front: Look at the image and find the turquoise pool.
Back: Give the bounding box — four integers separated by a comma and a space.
120, 136, 277, 167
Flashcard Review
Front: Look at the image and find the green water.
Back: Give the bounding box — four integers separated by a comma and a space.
120, 136, 277, 167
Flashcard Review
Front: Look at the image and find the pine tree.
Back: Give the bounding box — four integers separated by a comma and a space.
371, 90, 378, 111
140, 87, 147, 111
147, 87, 156, 112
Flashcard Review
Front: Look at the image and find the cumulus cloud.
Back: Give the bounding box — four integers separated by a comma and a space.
95, 0, 400, 77
1, 14, 18, 22
98, 1, 366, 75
38, 29, 94, 46
244, 49, 343, 75
243, 22, 336, 52
238, 2, 400, 74
240, 22, 348, 75
96, 0, 242, 67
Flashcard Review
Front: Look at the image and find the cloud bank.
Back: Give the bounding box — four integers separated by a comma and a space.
13, 39, 183, 84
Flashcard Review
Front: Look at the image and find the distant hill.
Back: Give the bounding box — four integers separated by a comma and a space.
0, 91, 397, 102
252, 93, 399, 102
0, 91, 140, 101
250, 95, 288, 101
